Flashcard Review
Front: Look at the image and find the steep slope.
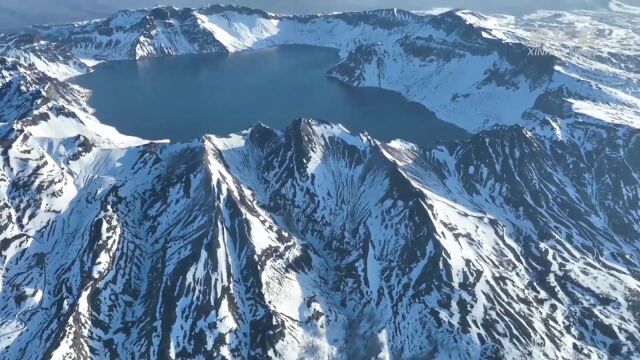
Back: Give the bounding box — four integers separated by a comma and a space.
0, 6, 426, 78
384, 122, 640, 358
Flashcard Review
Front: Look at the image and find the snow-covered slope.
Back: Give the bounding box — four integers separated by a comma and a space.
0, 4, 639, 360
610, 0, 640, 14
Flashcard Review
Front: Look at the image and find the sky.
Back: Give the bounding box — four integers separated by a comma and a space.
0, 0, 638, 32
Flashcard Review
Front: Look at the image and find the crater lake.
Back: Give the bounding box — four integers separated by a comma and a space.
72, 45, 467, 147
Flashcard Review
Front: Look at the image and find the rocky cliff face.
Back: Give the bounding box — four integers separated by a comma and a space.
0, 5, 639, 360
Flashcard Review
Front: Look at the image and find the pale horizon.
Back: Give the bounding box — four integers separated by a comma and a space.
1, 0, 639, 32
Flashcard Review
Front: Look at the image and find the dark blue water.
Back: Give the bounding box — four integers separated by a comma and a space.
72, 45, 467, 147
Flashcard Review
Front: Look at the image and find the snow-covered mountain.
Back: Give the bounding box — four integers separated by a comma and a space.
0, 5, 639, 360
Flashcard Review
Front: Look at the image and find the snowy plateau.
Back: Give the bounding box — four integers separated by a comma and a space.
0, 3, 639, 360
